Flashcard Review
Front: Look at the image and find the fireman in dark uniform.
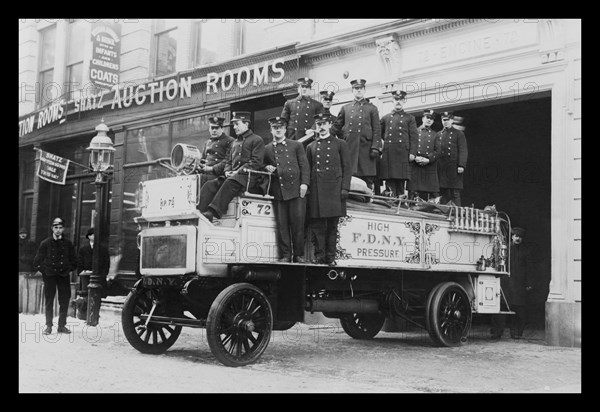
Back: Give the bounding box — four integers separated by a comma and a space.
281, 77, 324, 141
198, 111, 265, 222
306, 113, 352, 265
332, 79, 382, 191
407, 109, 441, 201
437, 111, 468, 206
264, 116, 310, 263
319, 90, 335, 116
198, 116, 234, 187
378, 90, 419, 197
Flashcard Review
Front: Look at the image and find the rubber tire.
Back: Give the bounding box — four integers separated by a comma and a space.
206, 283, 273, 367
428, 282, 472, 347
121, 288, 182, 354
340, 313, 386, 340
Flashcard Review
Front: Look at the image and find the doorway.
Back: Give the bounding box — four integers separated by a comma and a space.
417, 95, 552, 330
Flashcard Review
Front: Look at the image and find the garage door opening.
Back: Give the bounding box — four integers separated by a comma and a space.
423, 94, 551, 331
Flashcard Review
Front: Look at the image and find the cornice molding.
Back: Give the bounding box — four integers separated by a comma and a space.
302, 19, 484, 65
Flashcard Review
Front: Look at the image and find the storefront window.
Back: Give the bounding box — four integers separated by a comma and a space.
172, 115, 212, 150
125, 123, 171, 165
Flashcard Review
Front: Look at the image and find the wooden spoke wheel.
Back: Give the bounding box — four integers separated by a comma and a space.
340, 313, 385, 340
121, 287, 182, 354
427, 282, 472, 347
206, 283, 273, 367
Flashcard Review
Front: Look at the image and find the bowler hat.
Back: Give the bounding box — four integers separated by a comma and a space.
19, 227, 28, 234
86, 228, 94, 239
512, 227, 526, 236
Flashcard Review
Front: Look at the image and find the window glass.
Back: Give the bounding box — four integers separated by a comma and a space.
67, 20, 86, 65
66, 62, 83, 100
39, 68, 55, 107
125, 124, 171, 165
155, 20, 178, 77
172, 115, 211, 149
40, 25, 56, 70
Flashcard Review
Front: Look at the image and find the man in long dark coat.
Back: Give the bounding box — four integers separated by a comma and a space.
378, 90, 419, 197
19, 227, 36, 273
306, 113, 351, 265
331, 79, 382, 191
199, 111, 265, 222
490, 227, 534, 339
77, 227, 110, 297
407, 109, 441, 200
264, 116, 310, 263
198, 116, 234, 187
437, 111, 468, 206
281, 77, 324, 141
33, 217, 77, 335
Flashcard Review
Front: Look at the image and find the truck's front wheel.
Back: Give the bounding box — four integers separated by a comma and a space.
206, 283, 273, 367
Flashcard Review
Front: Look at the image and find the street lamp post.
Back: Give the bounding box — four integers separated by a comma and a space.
86, 120, 114, 326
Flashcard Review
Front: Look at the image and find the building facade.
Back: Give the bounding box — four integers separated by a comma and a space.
18, 18, 581, 346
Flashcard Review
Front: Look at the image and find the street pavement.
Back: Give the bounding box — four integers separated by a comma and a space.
18, 302, 582, 393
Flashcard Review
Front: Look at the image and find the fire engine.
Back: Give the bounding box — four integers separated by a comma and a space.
121, 143, 513, 367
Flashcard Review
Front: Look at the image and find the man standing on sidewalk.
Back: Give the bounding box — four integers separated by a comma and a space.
33, 217, 77, 335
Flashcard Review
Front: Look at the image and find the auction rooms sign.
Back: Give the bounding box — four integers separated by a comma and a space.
90, 23, 121, 89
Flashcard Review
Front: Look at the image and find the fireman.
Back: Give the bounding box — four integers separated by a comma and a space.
437, 111, 468, 206
281, 77, 325, 141
331, 79, 382, 192
197, 116, 234, 187
306, 113, 352, 265
198, 111, 265, 222
407, 109, 441, 201
264, 116, 310, 263
378, 90, 419, 198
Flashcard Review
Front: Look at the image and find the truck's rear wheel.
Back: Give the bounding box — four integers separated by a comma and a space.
340, 313, 385, 340
427, 282, 472, 347
122, 288, 182, 354
206, 283, 273, 367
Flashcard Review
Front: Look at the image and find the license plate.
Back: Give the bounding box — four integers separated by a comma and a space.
142, 276, 183, 288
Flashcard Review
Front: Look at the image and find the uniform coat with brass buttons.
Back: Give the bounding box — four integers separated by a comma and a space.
264, 139, 310, 201
306, 135, 352, 218
332, 98, 382, 177
437, 126, 468, 189
200, 132, 234, 186
378, 109, 418, 180
281, 96, 324, 141
265, 138, 310, 259
225, 129, 265, 189
407, 125, 441, 193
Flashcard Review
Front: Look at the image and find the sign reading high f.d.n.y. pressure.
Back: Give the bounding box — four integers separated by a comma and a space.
90, 23, 121, 89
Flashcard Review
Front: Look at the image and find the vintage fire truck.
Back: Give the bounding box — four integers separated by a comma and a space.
122, 143, 513, 367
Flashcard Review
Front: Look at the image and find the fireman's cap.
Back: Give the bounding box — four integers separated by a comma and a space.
268, 116, 287, 127
52, 217, 64, 227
